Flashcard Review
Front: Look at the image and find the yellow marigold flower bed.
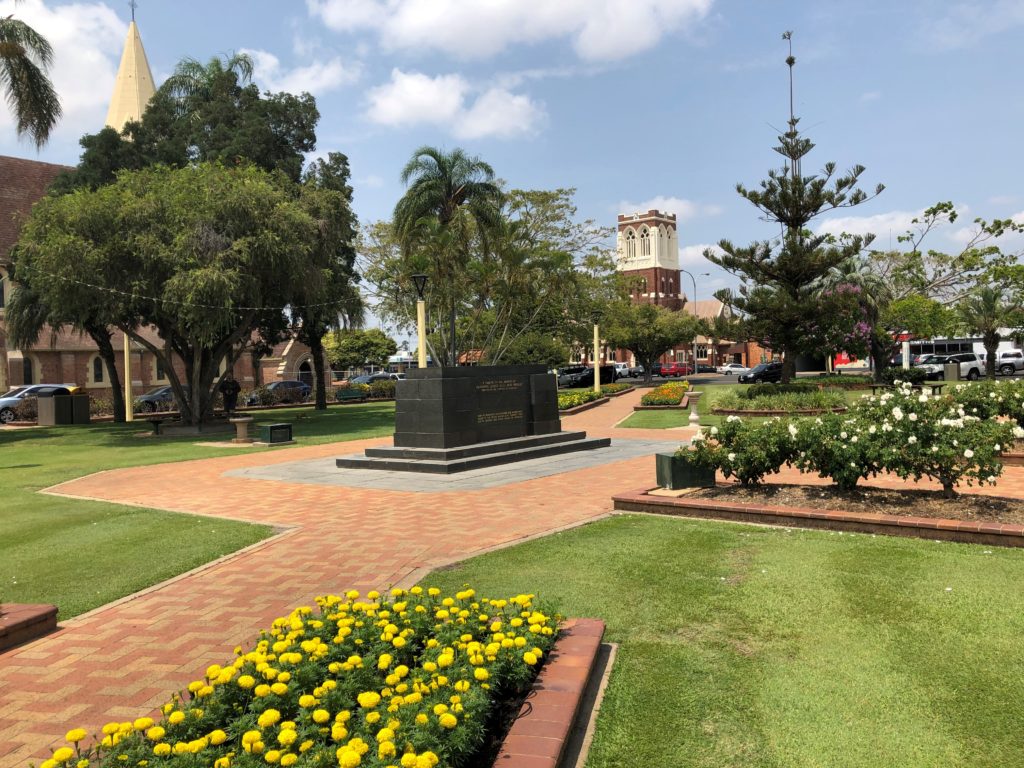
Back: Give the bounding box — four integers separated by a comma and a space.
41, 587, 558, 768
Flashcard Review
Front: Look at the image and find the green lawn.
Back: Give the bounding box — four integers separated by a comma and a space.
618, 384, 870, 429
0, 402, 395, 618
427, 514, 1024, 767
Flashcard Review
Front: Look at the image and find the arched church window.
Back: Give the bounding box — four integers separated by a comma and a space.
23, 357, 34, 384
641, 278, 647, 293
639, 228, 651, 256
624, 229, 636, 259
92, 356, 104, 383
660, 276, 666, 294
669, 278, 675, 295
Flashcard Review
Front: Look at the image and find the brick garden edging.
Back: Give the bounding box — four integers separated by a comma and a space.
612, 487, 1024, 548
493, 618, 606, 768
559, 397, 609, 415
0, 604, 58, 654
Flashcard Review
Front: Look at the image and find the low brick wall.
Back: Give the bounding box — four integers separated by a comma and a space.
494, 618, 605, 768
559, 398, 608, 415
0, 604, 58, 654
612, 487, 1024, 548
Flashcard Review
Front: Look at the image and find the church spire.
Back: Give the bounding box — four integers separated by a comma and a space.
104, 5, 155, 133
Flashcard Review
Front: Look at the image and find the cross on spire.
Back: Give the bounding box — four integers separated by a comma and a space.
129, 0, 137, 21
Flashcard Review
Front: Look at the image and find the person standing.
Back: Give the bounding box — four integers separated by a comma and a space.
219, 372, 241, 415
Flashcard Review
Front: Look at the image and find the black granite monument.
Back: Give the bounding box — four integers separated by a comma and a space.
336, 365, 610, 473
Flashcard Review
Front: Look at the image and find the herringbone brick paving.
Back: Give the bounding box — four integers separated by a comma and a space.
5, 388, 1024, 766
0, 390, 688, 765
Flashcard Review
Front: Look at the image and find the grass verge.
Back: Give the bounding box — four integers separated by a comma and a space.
0, 402, 395, 617
426, 514, 1024, 767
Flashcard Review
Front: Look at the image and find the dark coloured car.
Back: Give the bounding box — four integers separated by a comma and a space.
628, 365, 645, 378
558, 365, 616, 388
247, 379, 311, 405
696, 364, 716, 373
738, 361, 784, 384
135, 385, 189, 413
556, 365, 590, 388
349, 373, 392, 385
650, 362, 663, 377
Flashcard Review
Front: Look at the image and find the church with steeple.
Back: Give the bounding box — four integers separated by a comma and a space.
105, 6, 156, 133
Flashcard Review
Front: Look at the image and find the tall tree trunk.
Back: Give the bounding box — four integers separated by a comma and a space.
0, 330, 9, 393
780, 354, 797, 384
250, 348, 264, 386
869, 336, 890, 384
88, 326, 125, 422
309, 334, 328, 410
985, 334, 999, 379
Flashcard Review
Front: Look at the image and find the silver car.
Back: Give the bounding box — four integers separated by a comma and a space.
0, 384, 66, 423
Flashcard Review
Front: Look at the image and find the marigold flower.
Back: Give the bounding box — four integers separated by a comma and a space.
473, 668, 489, 681
52, 748, 75, 763
145, 726, 165, 742
152, 745, 171, 757
438, 713, 457, 729
257, 709, 281, 728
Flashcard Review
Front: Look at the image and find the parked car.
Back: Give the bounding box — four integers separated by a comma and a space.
0, 384, 68, 423
650, 362, 663, 377
696, 364, 717, 373
738, 361, 784, 384
613, 362, 630, 379
136, 385, 189, 413
556, 365, 590, 388
914, 352, 983, 381
389, 372, 407, 381
246, 379, 311, 405
984, 350, 1024, 376
717, 362, 750, 375
348, 373, 392, 386
627, 365, 645, 378
557, 365, 616, 388
661, 362, 693, 377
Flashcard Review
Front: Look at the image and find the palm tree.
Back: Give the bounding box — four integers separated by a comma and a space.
958, 286, 1023, 379
161, 52, 254, 117
821, 255, 892, 379
0, 8, 61, 148
392, 146, 503, 366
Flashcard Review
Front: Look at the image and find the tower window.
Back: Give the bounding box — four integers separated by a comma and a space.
640, 228, 651, 256
624, 229, 636, 259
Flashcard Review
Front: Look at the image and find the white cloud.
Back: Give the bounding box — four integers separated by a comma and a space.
365, 69, 544, 139
1013, 211, 1024, 225
617, 195, 723, 222
307, 0, 713, 61
679, 243, 724, 266
860, 91, 881, 102
918, 0, 1024, 50
816, 209, 925, 240
242, 48, 361, 96
0, 0, 124, 148
989, 195, 1018, 206
357, 174, 384, 189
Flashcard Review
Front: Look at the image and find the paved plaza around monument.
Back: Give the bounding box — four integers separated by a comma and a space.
0, 391, 693, 766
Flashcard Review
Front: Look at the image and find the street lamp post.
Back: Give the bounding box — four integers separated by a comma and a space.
123, 332, 133, 422
592, 310, 603, 395
411, 274, 428, 370
680, 269, 709, 372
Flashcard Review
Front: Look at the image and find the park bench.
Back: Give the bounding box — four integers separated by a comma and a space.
146, 416, 166, 435
335, 388, 368, 403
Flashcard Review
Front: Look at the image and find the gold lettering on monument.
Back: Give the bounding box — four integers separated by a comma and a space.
477, 409, 524, 424
476, 378, 522, 393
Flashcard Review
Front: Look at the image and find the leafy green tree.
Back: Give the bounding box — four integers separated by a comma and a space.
699, 312, 744, 368
391, 146, 503, 365
323, 329, 397, 372
603, 301, 700, 384
957, 287, 1023, 379
14, 163, 329, 425
0, 6, 60, 147
487, 332, 568, 368
707, 105, 883, 382
52, 54, 318, 193
292, 152, 363, 409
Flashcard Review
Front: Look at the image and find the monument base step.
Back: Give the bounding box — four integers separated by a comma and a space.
337, 433, 611, 474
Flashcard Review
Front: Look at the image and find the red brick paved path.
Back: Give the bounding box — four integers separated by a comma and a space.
0, 390, 687, 766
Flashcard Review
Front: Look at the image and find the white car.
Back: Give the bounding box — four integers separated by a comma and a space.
613, 362, 630, 379
716, 362, 750, 375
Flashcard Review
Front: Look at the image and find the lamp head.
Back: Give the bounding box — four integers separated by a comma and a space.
591, 309, 604, 324
411, 273, 428, 300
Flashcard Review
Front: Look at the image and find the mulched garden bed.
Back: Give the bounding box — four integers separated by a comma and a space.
686, 483, 1024, 525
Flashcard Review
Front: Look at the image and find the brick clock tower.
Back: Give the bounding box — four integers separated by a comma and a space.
616, 210, 682, 310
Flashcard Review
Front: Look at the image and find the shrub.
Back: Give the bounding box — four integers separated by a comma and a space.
368, 379, 397, 399
558, 389, 603, 410
244, 386, 282, 407
881, 367, 927, 385
791, 413, 884, 491
808, 374, 873, 388
689, 416, 799, 485
13, 396, 37, 421
717, 390, 846, 412
640, 381, 689, 406
89, 396, 115, 417
947, 379, 1024, 422
46, 587, 558, 768
740, 382, 819, 399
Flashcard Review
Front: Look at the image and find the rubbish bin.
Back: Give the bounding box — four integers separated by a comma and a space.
35, 386, 73, 426
70, 394, 91, 424
943, 362, 961, 382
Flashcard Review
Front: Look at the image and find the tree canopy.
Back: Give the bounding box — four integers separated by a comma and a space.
323, 328, 397, 372
13, 163, 338, 424
602, 301, 700, 384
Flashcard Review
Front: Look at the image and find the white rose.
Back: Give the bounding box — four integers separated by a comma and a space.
710, 426, 719, 435
932, 446, 939, 452
994, 444, 1001, 451
908, 435, 917, 444
964, 448, 974, 459
788, 424, 799, 437
851, 435, 858, 443
908, 413, 918, 422
840, 431, 848, 439
919, 394, 929, 403
868, 425, 877, 434
892, 407, 904, 421
727, 452, 736, 462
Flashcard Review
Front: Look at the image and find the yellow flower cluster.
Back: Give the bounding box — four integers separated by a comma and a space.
43, 586, 558, 768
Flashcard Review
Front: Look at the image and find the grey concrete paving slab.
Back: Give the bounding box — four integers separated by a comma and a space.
223, 437, 682, 492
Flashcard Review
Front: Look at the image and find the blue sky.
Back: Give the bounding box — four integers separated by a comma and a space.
2, 0, 1023, 306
